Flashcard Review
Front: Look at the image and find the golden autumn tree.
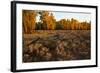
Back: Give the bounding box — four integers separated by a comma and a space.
23, 10, 91, 31
48, 13, 56, 30
23, 10, 37, 34
70, 18, 74, 30
38, 11, 56, 30
87, 21, 91, 30
58, 19, 67, 30
70, 18, 79, 30
39, 11, 49, 30
66, 19, 71, 30
55, 18, 90, 30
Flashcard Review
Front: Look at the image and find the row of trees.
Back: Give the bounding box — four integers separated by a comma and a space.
23, 10, 91, 34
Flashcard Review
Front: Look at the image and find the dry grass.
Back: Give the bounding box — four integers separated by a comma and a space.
23, 30, 91, 63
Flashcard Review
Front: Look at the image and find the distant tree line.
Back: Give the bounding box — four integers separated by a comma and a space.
22, 10, 91, 34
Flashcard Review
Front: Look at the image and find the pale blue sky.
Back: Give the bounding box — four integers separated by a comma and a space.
52, 11, 91, 22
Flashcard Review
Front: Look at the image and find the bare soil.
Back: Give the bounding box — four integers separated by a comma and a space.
23, 30, 91, 63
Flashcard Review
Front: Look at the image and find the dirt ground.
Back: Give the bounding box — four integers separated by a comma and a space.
23, 30, 91, 62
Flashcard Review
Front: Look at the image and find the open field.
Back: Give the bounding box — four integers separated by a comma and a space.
23, 30, 91, 62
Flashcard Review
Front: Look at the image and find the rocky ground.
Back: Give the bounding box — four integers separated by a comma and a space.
22, 30, 91, 63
